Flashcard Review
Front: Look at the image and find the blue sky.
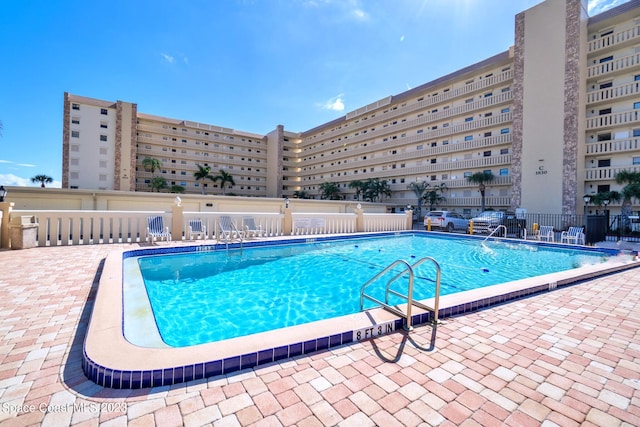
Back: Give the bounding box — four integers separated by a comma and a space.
0, 0, 627, 188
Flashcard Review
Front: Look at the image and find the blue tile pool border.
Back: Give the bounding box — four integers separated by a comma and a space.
84, 231, 633, 389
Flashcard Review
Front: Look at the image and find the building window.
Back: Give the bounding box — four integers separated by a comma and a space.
598, 159, 611, 167
633, 157, 640, 165
99, 174, 107, 181
99, 160, 107, 168
635, 75, 640, 81
499, 168, 508, 176
634, 102, 640, 109
70, 172, 79, 179
71, 131, 80, 138
100, 135, 107, 142
100, 122, 108, 129
464, 135, 473, 141
99, 147, 107, 155
500, 148, 509, 155
500, 128, 509, 134
100, 108, 108, 115
483, 151, 491, 157
599, 108, 611, 115
464, 172, 472, 178
598, 133, 612, 141
501, 108, 510, 113
72, 103, 80, 110
634, 129, 640, 137
464, 117, 473, 122
599, 81, 613, 89
72, 118, 80, 125
599, 55, 613, 63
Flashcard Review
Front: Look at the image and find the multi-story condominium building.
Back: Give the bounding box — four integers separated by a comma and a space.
62, 0, 640, 216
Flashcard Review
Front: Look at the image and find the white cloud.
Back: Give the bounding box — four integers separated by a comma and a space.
588, 0, 630, 15
161, 53, 175, 64
17, 163, 36, 167
318, 94, 345, 112
351, 8, 369, 22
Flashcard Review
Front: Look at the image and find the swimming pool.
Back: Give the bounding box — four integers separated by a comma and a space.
134, 234, 612, 347
84, 231, 638, 388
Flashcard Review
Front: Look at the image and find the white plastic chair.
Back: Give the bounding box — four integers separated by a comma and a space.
560, 226, 585, 245
218, 215, 244, 242
243, 216, 263, 238
536, 225, 555, 242
146, 216, 171, 243
188, 219, 207, 240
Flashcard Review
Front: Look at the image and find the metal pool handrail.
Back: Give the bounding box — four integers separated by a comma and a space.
360, 257, 442, 330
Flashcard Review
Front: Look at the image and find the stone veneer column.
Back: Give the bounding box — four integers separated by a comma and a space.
562, 0, 587, 215
62, 92, 70, 189
114, 103, 123, 191
510, 13, 525, 212
128, 103, 138, 192
114, 101, 138, 191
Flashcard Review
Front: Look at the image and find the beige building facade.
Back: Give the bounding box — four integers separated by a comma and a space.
62, 0, 640, 215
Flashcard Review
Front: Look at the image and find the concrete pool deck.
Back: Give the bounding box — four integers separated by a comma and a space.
0, 241, 639, 426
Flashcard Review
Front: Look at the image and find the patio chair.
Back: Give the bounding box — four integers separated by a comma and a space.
536, 225, 555, 242
560, 226, 585, 245
243, 216, 264, 238
188, 219, 207, 240
218, 215, 244, 243
146, 216, 171, 243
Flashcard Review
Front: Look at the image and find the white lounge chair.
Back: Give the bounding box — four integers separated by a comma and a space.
146, 216, 171, 243
218, 215, 244, 243
188, 219, 207, 240
536, 225, 555, 242
243, 216, 263, 238
561, 226, 585, 245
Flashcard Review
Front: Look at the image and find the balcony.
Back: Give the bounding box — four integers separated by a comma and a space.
587, 52, 640, 80
585, 165, 640, 181
586, 137, 640, 155
588, 25, 640, 55
587, 81, 640, 106
586, 109, 640, 130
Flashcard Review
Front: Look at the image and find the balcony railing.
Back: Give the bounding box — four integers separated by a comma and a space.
586, 137, 640, 155
585, 165, 640, 181
586, 109, 640, 130
588, 25, 640, 54
587, 52, 640, 80
587, 81, 640, 105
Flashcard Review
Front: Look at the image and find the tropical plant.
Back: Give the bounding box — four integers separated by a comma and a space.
31, 174, 53, 188
211, 169, 235, 195
293, 190, 310, 199
149, 176, 168, 192
466, 171, 494, 212
615, 170, 640, 230
142, 157, 162, 174
348, 180, 365, 201
170, 185, 185, 194
319, 181, 341, 200
423, 182, 448, 211
193, 164, 212, 195
362, 178, 391, 202
407, 181, 430, 220
589, 190, 621, 208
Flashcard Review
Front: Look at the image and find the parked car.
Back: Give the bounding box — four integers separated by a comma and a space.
470, 211, 526, 237
424, 211, 469, 233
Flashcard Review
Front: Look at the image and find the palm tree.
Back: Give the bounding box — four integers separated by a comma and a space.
407, 181, 430, 220
615, 171, 640, 231
348, 180, 365, 201
170, 185, 185, 194
466, 171, 494, 212
149, 176, 168, 192
319, 182, 341, 200
31, 174, 53, 188
423, 183, 448, 211
193, 164, 212, 195
211, 169, 235, 195
142, 157, 162, 174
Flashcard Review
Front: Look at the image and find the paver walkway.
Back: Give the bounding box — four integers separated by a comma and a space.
0, 244, 639, 426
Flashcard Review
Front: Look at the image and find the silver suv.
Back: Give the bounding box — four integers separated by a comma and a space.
424, 211, 469, 233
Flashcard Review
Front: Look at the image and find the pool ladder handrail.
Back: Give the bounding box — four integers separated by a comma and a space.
482, 224, 507, 243
360, 257, 441, 331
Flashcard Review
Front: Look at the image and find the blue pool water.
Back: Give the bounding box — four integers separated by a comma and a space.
137, 234, 612, 347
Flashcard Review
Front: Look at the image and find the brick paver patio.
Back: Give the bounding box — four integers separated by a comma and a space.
0, 244, 639, 426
